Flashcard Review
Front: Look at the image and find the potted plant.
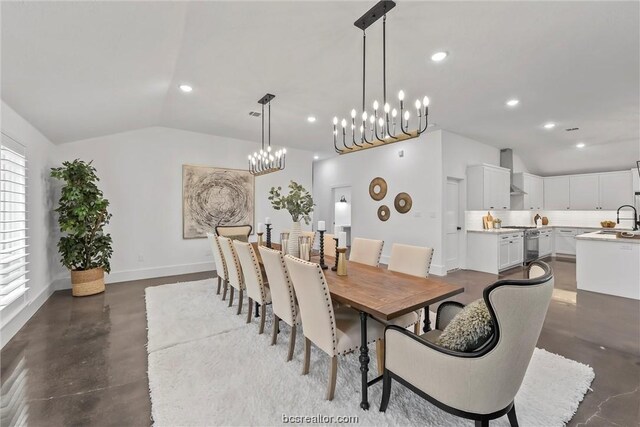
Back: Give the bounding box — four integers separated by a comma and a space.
51, 160, 113, 296
268, 181, 314, 257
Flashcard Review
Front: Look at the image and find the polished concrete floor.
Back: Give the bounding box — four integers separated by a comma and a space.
1, 259, 638, 426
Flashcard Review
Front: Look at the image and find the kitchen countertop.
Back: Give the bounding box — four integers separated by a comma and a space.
576, 231, 640, 244
467, 225, 633, 234
467, 228, 523, 234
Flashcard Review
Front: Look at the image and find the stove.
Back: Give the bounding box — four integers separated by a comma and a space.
502, 226, 540, 264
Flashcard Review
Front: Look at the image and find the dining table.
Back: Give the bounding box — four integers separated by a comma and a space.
251, 242, 464, 410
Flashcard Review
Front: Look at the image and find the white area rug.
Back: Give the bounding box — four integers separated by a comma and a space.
146, 279, 594, 426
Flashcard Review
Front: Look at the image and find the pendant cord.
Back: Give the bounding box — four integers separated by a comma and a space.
268, 101, 271, 148
362, 30, 366, 113
383, 14, 386, 107
261, 103, 265, 150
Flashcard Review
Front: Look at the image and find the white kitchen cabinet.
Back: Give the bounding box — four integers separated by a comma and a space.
513, 172, 544, 210
467, 164, 511, 211
539, 230, 553, 257
570, 175, 600, 210
555, 228, 578, 255
499, 238, 510, 271
468, 231, 523, 274
598, 171, 633, 209
544, 176, 570, 210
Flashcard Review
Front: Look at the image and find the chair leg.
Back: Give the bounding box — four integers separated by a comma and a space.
216, 277, 222, 294
475, 420, 489, 427
507, 404, 519, 427
246, 298, 253, 324
237, 289, 243, 315
259, 303, 266, 334
302, 338, 311, 375
228, 286, 234, 307
376, 340, 385, 376
287, 325, 296, 361
379, 369, 392, 412
222, 280, 228, 300
271, 315, 279, 345
326, 356, 338, 401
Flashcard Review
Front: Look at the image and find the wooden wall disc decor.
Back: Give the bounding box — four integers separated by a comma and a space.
377, 205, 390, 221
394, 192, 412, 214
369, 177, 388, 201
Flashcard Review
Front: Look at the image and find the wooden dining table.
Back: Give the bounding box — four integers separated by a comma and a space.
252, 243, 464, 410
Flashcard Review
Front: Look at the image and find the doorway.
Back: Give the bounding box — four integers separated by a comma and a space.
331, 186, 352, 245
445, 178, 462, 271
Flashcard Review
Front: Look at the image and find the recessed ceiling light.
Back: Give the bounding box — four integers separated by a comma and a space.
307, 116, 316, 123
313, 155, 319, 160
506, 99, 519, 107
576, 142, 585, 148
431, 51, 448, 62
179, 84, 193, 93
544, 122, 556, 129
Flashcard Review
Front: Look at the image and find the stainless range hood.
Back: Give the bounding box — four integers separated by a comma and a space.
500, 148, 526, 195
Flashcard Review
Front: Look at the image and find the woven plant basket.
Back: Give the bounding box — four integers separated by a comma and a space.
70, 268, 105, 297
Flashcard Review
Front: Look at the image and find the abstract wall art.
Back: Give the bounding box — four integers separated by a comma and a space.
182, 165, 254, 239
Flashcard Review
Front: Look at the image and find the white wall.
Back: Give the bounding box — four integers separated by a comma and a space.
466, 210, 623, 230
55, 126, 314, 286
1, 101, 60, 347
313, 131, 445, 274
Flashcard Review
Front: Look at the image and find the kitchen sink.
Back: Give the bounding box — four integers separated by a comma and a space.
598, 230, 618, 235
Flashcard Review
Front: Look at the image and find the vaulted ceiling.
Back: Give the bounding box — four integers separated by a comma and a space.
2, 1, 638, 175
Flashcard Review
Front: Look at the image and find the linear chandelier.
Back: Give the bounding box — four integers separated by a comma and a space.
332, 0, 430, 155
249, 93, 286, 176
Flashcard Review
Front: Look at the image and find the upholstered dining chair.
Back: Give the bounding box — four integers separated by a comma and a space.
282, 230, 317, 247
380, 261, 554, 427
259, 246, 300, 361
323, 233, 337, 258
285, 255, 386, 401
215, 224, 252, 241
233, 241, 272, 333
206, 232, 228, 298
217, 237, 246, 315
349, 237, 384, 267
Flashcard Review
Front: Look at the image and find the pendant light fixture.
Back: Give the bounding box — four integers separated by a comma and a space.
249, 93, 286, 176
332, 0, 431, 154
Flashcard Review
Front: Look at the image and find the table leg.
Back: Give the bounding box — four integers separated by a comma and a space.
359, 311, 370, 410
422, 305, 431, 333
255, 301, 260, 318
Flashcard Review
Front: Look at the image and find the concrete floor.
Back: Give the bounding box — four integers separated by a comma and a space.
1, 259, 638, 426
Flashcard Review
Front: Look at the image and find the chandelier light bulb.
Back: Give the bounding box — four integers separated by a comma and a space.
360, 125, 364, 133
362, 111, 368, 121
351, 109, 357, 118
398, 90, 405, 101
378, 117, 384, 127
267, 146, 271, 152
248, 155, 252, 160
269, 155, 274, 161
384, 103, 390, 113
370, 116, 375, 124
404, 111, 410, 120
333, 117, 338, 125
392, 108, 397, 118
253, 152, 257, 157
260, 149, 264, 155
341, 119, 347, 128
283, 148, 287, 154
373, 100, 379, 110
415, 99, 421, 110
423, 96, 430, 107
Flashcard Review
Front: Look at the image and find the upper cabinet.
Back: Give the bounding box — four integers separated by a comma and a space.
569, 174, 600, 210
467, 164, 511, 210
543, 176, 571, 210
597, 171, 633, 209
513, 172, 543, 210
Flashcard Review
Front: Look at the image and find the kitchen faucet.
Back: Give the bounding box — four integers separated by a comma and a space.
616, 205, 639, 231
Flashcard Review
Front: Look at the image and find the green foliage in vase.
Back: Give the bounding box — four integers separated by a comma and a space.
51, 159, 113, 272
268, 181, 314, 225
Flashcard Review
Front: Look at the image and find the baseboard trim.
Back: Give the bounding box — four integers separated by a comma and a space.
1, 282, 55, 349
54, 262, 214, 290
429, 264, 446, 277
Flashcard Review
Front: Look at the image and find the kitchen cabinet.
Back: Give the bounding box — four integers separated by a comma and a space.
513, 172, 543, 210
467, 164, 511, 211
555, 228, 578, 255
544, 176, 570, 210
467, 231, 523, 274
570, 175, 600, 210
598, 171, 633, 209
539, 230, 553, 257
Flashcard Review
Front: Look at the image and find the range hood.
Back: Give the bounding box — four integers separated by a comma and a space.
500, 148, 526, 195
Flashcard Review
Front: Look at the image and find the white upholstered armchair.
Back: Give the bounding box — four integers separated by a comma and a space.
380, 261, 554, 427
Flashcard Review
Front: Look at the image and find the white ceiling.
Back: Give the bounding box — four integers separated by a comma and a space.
2, 1, 639, 176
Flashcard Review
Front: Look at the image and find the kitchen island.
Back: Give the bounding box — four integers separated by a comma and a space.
576, 231, 640, 300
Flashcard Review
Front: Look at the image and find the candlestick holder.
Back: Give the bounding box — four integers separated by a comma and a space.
318, 230, 328, 269
266, 224, 272, 248
331, 237, 339, 271
257, 232, 264, 246
336, 247, 348, 276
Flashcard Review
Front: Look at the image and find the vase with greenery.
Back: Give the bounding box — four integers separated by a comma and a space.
51, 159, 113, 296
268, 181, 314, 257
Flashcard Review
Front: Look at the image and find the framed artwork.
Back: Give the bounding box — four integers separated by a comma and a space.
182, 165, 255, 239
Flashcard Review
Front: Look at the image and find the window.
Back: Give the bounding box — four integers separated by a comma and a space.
0, 133, 28, 323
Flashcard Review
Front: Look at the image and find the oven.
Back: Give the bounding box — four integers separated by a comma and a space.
524, 229, 540, 264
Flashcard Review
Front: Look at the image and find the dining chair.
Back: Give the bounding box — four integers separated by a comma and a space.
323, 233, 337, 258
215, 224, 252, 241
380, 261, 554, 427
206, 232, 228, 298
259, 246, 300, 361
285, 255, 386, 401
217, 236, 245, 315
233, 241, 272, 333
282, 230, 317, 247
349, 237, 384, 267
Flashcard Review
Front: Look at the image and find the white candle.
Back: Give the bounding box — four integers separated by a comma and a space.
318, 220, 326, 231
338, 231, 347, 248
265, 217, 271, 225
257, 222, 264, 233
